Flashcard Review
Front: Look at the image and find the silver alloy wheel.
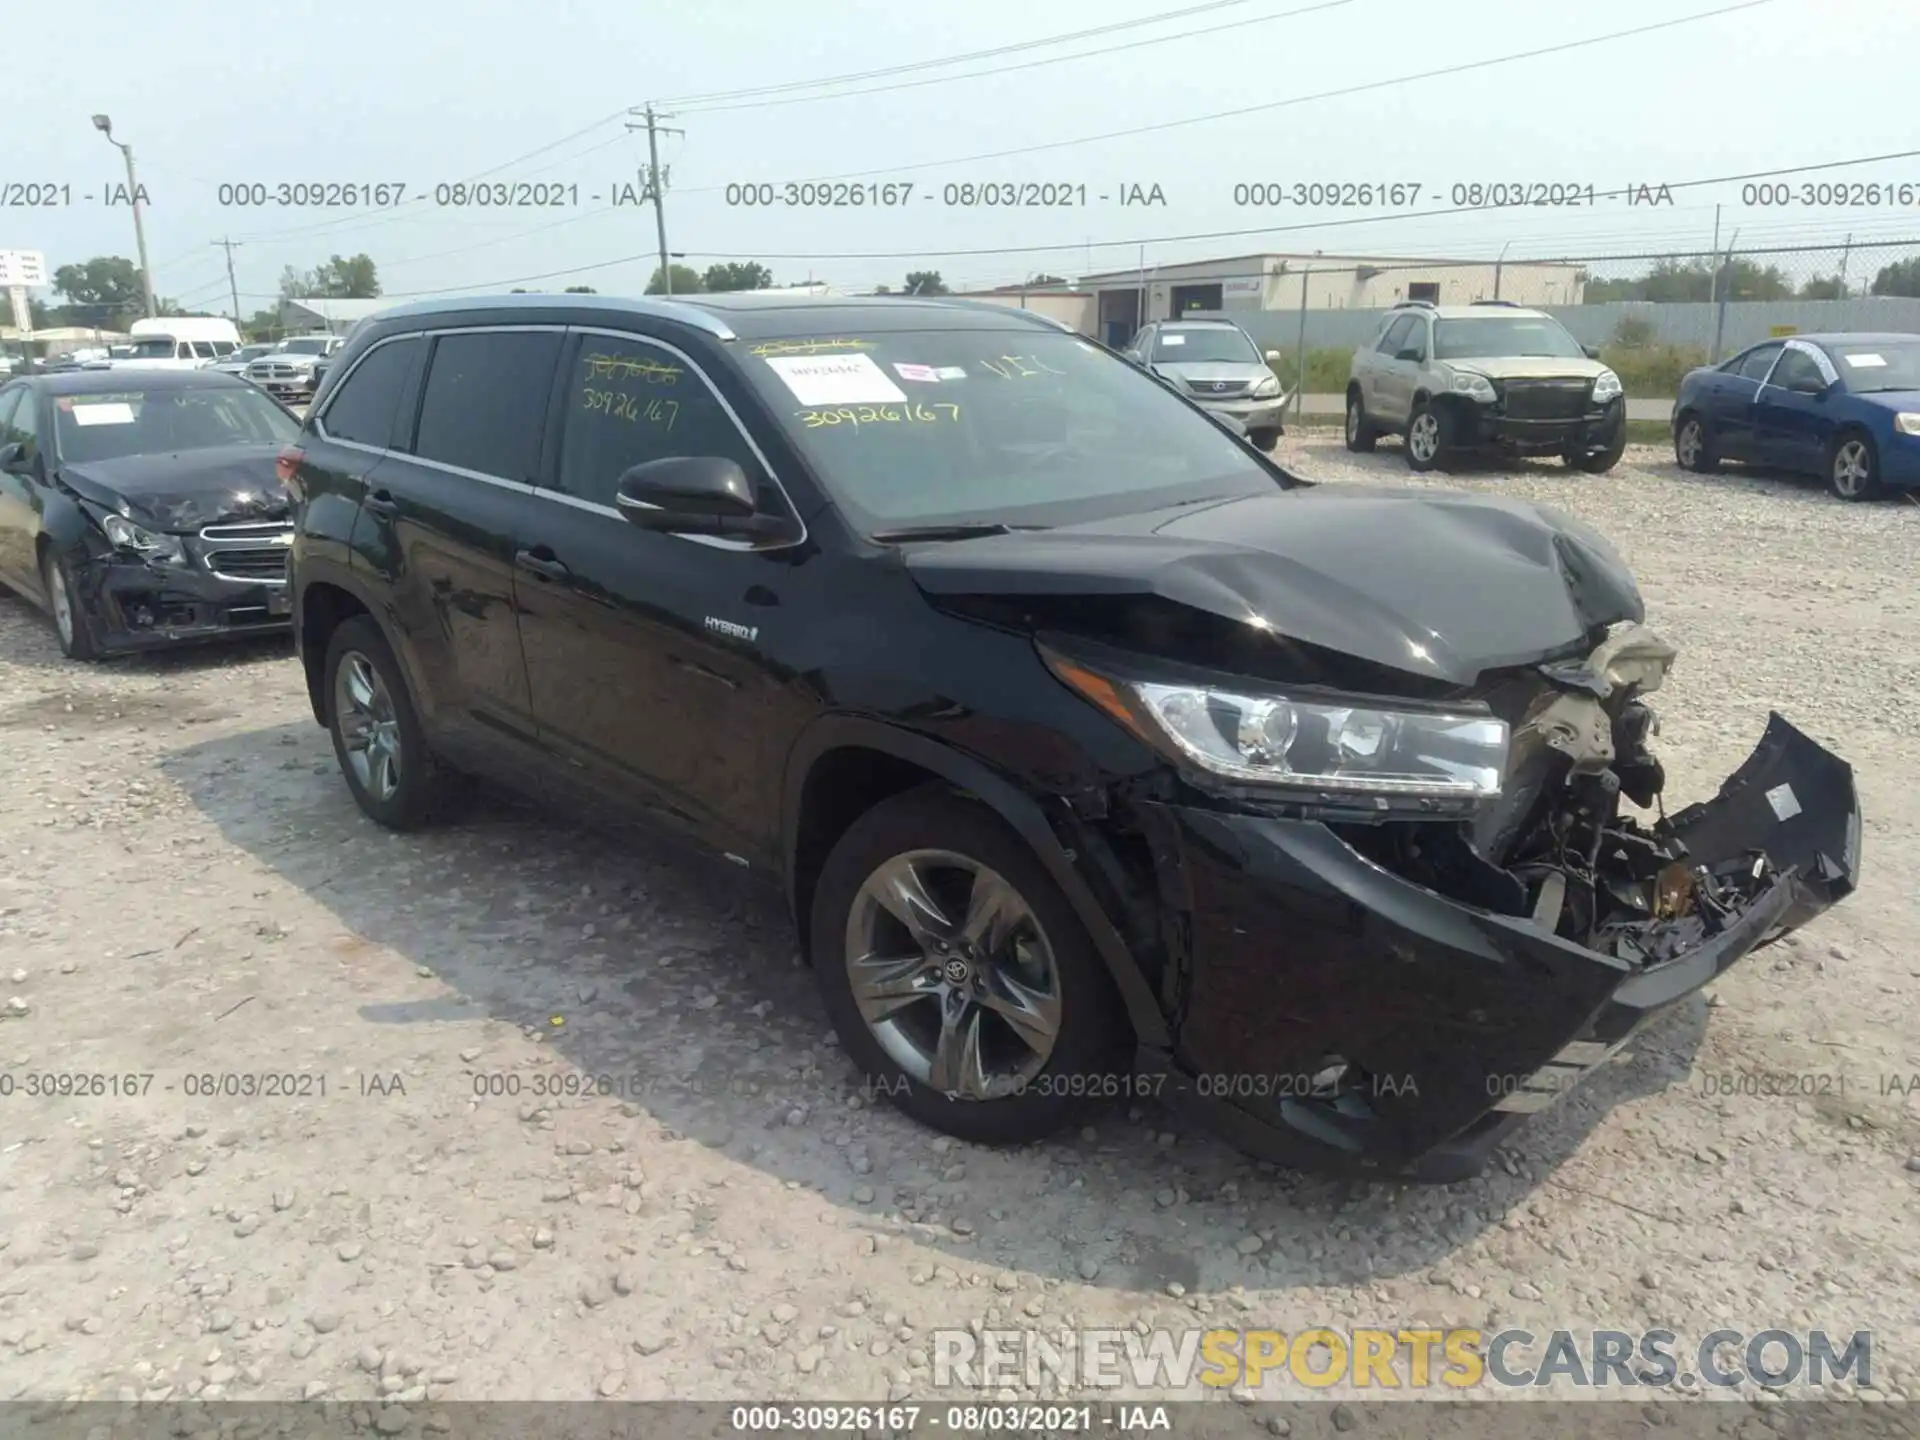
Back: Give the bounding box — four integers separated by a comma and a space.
1832, 438, 1872, 498
1676, 419, 1703, 468
844, 849, 1063, 1101
1345, 401, 1361, 442
334, 650, 403, 802
1408, 411, 1440, 462
43, 556, 74, 649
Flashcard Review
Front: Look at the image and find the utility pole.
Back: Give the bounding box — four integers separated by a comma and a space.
213, 237, 242, 324
91, 115, 156, 317
1707, 204, 1722, 310
626, 105, 684, 295
1838, 232, 1853, 297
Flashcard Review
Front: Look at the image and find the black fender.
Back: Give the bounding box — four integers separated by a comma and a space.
780, 713, 1170, 1049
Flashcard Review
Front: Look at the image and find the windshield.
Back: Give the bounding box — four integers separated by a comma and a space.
238, 344, 274, 361
1432, 316, 1585, 360
1830, 340, 1920, 393
53, 385, 299, 464
742, 328, 1278, 532
280, 338, 330, 355
1151, 327, 1259, 364
126, 337, 178, 359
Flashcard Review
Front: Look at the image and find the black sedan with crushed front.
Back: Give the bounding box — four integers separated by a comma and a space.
287, 292, 1861, 1181
0, 369, 300, 659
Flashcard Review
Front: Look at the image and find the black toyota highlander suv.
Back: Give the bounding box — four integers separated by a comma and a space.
283, 292, 1860, 1182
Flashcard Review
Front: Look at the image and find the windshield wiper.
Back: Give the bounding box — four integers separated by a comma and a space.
868, 522, 1051, 543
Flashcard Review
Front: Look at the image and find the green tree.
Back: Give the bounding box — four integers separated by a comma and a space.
1871, 257, 1920, 297
1798, 275, 1847, 300
702, 262, 773, 292
564, 285, 597, 293
904, 270, 948, 296
278, 255, 380, 298
645, 264, 706, 295
1026, 272, 1067, 286
52, 255, 148, 328
1610, 315, 1657, 347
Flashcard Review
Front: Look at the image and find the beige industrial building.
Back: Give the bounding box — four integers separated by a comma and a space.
1075, 252, 1588, 347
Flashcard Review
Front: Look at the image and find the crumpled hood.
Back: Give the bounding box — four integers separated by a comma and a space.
60, 445, 288, 532
1155, 361, 1272, 384
905, 486, 1645, 686
1449, 356, 1606, 382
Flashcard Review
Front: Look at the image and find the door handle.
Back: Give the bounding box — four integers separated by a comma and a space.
515, 547, 571, 582
363, 488, 398, 516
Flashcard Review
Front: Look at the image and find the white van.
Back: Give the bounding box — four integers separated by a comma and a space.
114, 316, 245, 370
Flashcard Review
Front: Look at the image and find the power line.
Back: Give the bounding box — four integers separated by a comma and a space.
674, 0, 1352, 114
656, 0, 1269, 107
670, 0, 1781, 196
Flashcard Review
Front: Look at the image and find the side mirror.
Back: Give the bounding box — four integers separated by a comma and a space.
614, 456, 783, 538
1582, 344, 1601, 359
1264, 349, 1281, 361
0, 442, 23, 472
1395, 347, 1423, 363
1790, 375, 1830, 395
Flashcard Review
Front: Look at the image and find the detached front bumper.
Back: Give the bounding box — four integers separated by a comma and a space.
1138, 714, 1860, 1181
1460, 396, 1624, 454
1193, 394, 1289, 434
75, 555, 292, 654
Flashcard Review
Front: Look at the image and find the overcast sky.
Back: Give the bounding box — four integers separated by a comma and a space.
13, 0, 1918, 308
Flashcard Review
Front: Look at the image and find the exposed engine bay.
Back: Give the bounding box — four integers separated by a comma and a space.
1344, 623, 1783, 968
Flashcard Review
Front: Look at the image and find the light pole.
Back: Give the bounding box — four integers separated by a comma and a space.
91, 114, 156, 318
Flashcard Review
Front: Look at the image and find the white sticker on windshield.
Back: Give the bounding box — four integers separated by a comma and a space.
1765, 783, 1802, 822
70, 403, 136, 426
893, 363, 940, 383
1159, 334, 1186, 346
765, 352, 907, 406
1844, 353, 1887, 368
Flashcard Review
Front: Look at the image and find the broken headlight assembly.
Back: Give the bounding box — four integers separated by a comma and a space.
1045, 651, 1508, 799
100, 513, 187, 566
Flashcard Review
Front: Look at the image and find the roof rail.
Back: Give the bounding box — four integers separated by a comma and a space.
366, 292, 738, 342
1394, 299, 1437, 310
1469, 299, 1522, 308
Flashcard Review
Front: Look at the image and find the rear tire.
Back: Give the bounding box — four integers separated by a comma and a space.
1248, 427, 1280, 453
1827, 431, 1884, 501
1404, 400, 1451, 472
323, 615, 444, 830
810, 787, 1131, 1147
40, 548, 100, 662
1344, 391, 1378, 452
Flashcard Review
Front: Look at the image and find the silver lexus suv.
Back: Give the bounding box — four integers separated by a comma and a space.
1345, 301, 1626, 473
1124, 318, 1289, 450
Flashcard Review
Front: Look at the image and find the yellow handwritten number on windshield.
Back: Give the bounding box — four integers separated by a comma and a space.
797, 402, 960, 430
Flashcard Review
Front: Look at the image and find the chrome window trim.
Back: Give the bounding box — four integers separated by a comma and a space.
547, 325, 808, 554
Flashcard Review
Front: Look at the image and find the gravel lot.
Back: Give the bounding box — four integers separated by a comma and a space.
0, 433, 1916, 1416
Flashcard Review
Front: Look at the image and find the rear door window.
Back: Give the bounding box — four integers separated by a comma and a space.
411, 330, 563, 482
318, 338, 423, 449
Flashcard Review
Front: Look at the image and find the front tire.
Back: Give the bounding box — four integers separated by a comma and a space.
1673, 411, 1718, 473
810, 788, 1130, 1147
323, 615, 444, 830
1567, 413, 1627, 474
1404, 400, 1451, 472
1344, 391, 1378, 452
1828, 431, 1884, 501
1248, 427, 1280, 453
40, 548, 99, 662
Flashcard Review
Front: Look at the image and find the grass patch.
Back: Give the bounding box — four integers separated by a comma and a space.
1270, 344, 1705, 401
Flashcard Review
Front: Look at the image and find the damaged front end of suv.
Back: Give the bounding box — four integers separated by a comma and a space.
912, 486, 1862, 1180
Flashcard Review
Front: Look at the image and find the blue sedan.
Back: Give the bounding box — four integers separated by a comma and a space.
1671, 332, 1920, 500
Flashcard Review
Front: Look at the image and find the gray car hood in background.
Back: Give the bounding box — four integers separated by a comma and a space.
905, 485, 1644, 687
1153, 361, 1274, 387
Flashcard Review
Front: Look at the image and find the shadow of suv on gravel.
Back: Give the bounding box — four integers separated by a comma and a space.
281, 292, 1860, 1181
